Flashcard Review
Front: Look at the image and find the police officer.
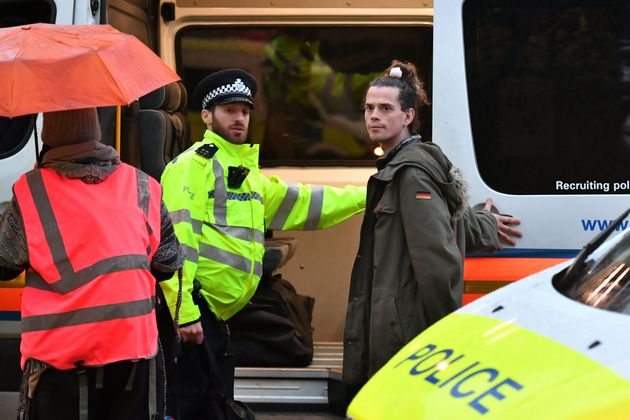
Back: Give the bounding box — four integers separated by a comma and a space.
158, 68, 366, 419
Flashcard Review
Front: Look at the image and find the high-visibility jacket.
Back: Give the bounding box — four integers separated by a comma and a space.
13, 163, 162, 370
160, 130, 366, 322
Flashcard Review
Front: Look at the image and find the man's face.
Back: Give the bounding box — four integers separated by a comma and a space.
364, 86, 413, 152
209, 102, 251, 144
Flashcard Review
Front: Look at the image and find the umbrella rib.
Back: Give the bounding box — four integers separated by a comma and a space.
94, 50, 132, 104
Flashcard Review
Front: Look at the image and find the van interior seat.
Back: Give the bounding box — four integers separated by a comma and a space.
138, 81, 190, 181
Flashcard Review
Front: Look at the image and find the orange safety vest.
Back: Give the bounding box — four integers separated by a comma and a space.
13, 163, 162, 370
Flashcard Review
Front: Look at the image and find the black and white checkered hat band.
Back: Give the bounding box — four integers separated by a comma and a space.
202, 78, 252, 109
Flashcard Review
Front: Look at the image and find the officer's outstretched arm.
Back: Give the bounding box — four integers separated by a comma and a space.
263, 175, 366, 231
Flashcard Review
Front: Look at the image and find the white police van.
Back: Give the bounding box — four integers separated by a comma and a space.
1, 0, 629, 416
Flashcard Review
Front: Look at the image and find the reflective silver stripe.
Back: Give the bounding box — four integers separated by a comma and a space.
136, 169, 150, 216
181, 244, 199, 264
136, 170, 153, 249
268, 184, 300, 230
169, 209, 203, 234
206, 223, 265, 245
199, 242, 262, 276
254, 260, 262, 277
303, 185, 324, 230
21, 297, 156, 333
26, 172, 73, 276
212, 159, 227, 225
26, 255, 150, 294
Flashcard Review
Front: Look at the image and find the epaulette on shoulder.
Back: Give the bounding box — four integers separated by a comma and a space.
195, 143, 218, 159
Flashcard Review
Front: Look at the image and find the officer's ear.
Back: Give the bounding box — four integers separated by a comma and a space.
201, 108, 213, 127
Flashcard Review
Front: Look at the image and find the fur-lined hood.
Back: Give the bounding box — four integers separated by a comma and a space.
372, 140, 469, 219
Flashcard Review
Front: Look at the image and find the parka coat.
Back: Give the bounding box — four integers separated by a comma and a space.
342, 137, 499, 386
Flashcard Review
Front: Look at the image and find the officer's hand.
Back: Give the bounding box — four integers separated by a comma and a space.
484, 198, 523, 248
180, 322, 204, 345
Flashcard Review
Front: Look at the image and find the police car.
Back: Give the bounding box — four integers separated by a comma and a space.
347, 208, 630, 419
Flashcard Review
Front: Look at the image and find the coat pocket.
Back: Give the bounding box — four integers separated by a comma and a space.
371, 294, 406, 350
374, 183, 398, 216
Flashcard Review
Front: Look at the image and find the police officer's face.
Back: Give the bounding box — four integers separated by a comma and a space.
364, 86, 414, 152
210, 102, 251, 144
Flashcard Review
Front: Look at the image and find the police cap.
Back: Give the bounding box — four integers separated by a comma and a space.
192, 69, 257, 110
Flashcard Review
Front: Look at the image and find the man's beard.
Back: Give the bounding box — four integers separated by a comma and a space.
211, 119, 248, 144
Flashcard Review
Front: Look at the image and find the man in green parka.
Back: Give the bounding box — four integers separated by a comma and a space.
159, 68, 366, 419
342, 60, 523, 396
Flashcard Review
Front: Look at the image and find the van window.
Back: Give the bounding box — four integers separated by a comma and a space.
463, 0, 630, 195
554, 230, 630, 315
175, 26, 432, 166
0, 116, 34, 159
0, 0, 55, 27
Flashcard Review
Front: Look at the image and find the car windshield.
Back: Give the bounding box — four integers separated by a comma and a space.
558, 230, 630, 315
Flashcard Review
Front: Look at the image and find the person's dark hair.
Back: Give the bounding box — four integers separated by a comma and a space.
368, 60, 430, 135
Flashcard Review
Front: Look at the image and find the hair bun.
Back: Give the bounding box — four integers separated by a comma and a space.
389, 67, 403, 78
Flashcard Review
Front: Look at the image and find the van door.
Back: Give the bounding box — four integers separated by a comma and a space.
434, 0, 630, 300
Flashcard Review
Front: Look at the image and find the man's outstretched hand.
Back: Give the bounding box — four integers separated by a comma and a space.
484, 198, 523, 248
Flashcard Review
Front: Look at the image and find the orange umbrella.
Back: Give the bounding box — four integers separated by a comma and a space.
0, 23, 180, 117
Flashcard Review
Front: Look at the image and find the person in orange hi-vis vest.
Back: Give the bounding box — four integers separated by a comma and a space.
0, 108, 183, 420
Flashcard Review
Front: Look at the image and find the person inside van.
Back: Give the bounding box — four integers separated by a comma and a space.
342, 60, 523, 397
0, 107, 183, 419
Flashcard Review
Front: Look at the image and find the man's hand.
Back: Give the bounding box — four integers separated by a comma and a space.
179, 321, 204, 344
484, 198, 523, 247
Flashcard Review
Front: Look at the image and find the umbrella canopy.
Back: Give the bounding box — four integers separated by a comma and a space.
0, 23, 180, 117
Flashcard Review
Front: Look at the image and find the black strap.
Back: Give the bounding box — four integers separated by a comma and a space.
149, 357, 157, 416
77, 368, 88, 420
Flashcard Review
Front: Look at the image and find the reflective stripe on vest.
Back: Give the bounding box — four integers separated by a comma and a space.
14, 164, 162, 370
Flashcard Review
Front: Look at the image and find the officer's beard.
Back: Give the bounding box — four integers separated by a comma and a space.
211, 118, 250, 145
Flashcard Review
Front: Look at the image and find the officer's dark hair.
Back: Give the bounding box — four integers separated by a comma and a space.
368, 60, 430, 135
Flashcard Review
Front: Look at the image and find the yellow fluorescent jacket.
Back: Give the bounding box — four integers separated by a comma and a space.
160, 130, 366, 322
